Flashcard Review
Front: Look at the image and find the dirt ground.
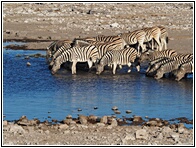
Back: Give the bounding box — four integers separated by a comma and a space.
2, 2, 194, 146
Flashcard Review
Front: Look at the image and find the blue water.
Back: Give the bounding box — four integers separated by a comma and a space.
3, 46, 193, 128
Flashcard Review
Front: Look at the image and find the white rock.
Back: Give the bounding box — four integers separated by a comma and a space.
58, 124, 69, 129
135, 129, 148, 140
110, 22, 120, 28
9, 124, 26, 134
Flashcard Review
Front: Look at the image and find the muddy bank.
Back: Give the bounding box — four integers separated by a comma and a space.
3, 115, 193, 145
3, 3, 193, 53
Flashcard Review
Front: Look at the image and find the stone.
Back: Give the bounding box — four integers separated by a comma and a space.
146, 120, 158, 126
63, 119, 72, 125
112, 106, 118, 110
96, 123, 105, 127
3, 120, 8, 126
126, 110, 132, 114
58, 124, 69, 130
26, 62, 31, 66
66, 115, 72, 119
133, 116, 143, 122
135, 129, 148, 140
162, 126, 172, 134
100, 116, 108, 124
79, 115, 88, 124
110, 118, 118, 127
110, 22, 119, 28
170, 132, 180, 141
122, 134, 136, 144
9, 124, 26, 134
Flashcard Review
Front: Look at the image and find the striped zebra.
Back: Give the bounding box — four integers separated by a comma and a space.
46, 40, 73, 62
153, 53, 193, 79
142, 26, 162, 51
147, 53, 193, 76
75, 35, 126, 50
51, 45, 99, 75
96, 47, 139, 75
158, 26, 169, 50
174, 60, 193, 81
118, 29, 146, 54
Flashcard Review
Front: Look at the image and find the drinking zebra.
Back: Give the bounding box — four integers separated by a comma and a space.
174, 60, 193, 81
96, 47, 139, 75
46, 40, 73, 62
51, 45, 99, 75
147, 53, 193, 76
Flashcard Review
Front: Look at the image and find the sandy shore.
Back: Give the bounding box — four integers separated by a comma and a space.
3, 2, 194, 145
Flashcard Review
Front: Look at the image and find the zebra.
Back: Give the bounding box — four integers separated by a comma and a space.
174, 60, 193, 81
147, 53, 193, 76
158, 26, 169, 50
51, 45, 99, 75
118, 29, 146, 54
139, 49, 177, 63
142, 26, 162, 51
75, 35, 126, 50
46, 40, 73, 62
154, 59, 181, 79
96, 47, 139, 75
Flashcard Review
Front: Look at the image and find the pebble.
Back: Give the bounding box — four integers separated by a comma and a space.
79, 115, 88, 124
135, 129, 148, 140
133, 116, 143, 122
126, 110, 132, 114
112, 106, 118, 110
66, 115, 72, 119
100, 116, 108, 124
26, 62, 31, 66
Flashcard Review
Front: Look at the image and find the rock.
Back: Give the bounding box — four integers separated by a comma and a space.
3, 120, 8, 126
146, 120, 158, 126
26, 62, 31, 66
79, 115, 88, 124
63, 119, 72, 125
114, 110, 121, 114
66, 115, 72, 119
135, 129, 148, 140
133, 116, 143, 122
88, 115, 98, 122
170, 132, 180, 141
96, 123, 105, 127
58, 124, 69, 130
112, 106, 118, 110
122, 134, 136, 144
126, 110, 132, 114
110, 22, 119, 28
78, 108, 82, 111
110, 118, 118, 127
162, 126, 172, 134
9, 124, 26, 134
100, 116, 108, 124
177, 123, 185, 134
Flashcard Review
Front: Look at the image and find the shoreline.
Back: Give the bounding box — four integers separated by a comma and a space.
3, 115, 193, 145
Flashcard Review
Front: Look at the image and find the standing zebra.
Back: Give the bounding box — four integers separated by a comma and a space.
75, 35, 126, 50
51, 45, 99, 75
96, 47, 139, 75
118, 29, 146, 54
142, 26, 162, 51
158, 26, 169, 50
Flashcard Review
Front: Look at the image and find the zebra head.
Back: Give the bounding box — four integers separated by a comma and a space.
96, 61, 104, 75
139, 51, 150, 62
51, 60, 61, 75
175, 67, 185, 81
154, 67, 164, 79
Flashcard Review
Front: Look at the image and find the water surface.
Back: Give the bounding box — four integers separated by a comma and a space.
3, 46, 193, 128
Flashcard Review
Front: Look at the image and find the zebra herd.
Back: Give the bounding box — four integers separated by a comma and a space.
46, 26, 193, 81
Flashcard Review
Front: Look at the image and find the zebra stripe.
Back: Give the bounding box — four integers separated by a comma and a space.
140, 49, 177, 63
118, 29, 146, 54
46, 40, 73, 61
51, 45, 99, 74
158, 26, 169, 50
174, 60, 193, 81
96, 47, 138, 74
142, 26, 162, 51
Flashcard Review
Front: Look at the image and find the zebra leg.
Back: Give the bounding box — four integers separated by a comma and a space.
127, 62, 132, 73
112, 63, 117, 74
154, 37, 162, 51
136, 65, 140, 72
87, 60, 93, 69
71, 61, 77, 74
